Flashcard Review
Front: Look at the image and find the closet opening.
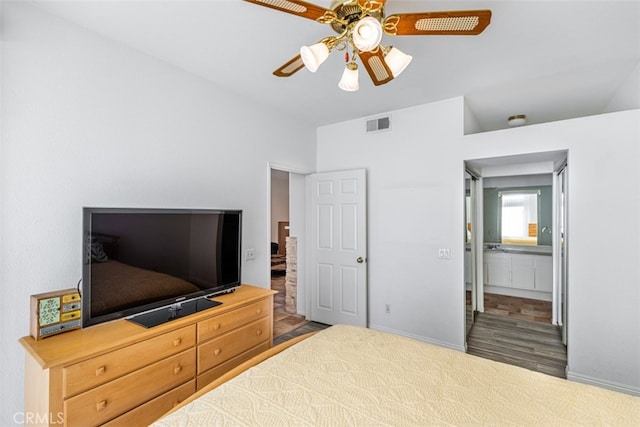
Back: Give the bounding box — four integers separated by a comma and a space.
464, 150, 568, 378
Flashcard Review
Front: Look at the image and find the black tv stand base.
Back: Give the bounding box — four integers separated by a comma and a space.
127, 297, 222, 328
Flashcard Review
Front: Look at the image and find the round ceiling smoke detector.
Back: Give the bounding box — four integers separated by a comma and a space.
508, 114, 527, 127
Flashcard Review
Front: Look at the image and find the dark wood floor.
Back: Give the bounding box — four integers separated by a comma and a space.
483, 293, 553, 323
271, 272, 311, 336
467, 312, 567, 378
273, 321, 330, 345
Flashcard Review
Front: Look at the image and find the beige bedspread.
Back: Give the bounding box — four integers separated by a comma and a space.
154, 325, 640, 426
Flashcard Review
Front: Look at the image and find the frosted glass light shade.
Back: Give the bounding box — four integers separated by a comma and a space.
300, 42, 329, 72
352, 17, 383, 52
385, 47, 412, 77
338, 63, 359, 92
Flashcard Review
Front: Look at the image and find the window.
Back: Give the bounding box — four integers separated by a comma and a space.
499, 190, 539, 245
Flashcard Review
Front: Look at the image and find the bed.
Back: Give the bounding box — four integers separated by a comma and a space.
153, 325, 639, 426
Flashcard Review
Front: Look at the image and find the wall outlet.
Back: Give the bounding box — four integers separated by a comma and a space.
246, 248, 255, 261
438, 248, 451, 260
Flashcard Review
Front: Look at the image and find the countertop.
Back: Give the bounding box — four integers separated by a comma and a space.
484, 244, 552, 256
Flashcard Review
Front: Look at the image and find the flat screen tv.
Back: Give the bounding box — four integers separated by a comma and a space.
82, 208, 242, 328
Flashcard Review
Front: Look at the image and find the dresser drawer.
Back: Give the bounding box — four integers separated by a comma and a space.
198, 298, 270, 342
63, 325, 195, 398
198, 317, 271, 374
102, 380, 195, 427
197, 341, 270, 390
64, 348, 196, 427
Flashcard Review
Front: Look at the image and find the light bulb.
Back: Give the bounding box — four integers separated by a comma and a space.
352, 17, 383, 52
358, 25, 372, 39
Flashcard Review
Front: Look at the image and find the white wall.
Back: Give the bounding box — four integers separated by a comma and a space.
465, 111, 640, 394
0, 3, 315, 423
318, 98, 467, 349
318, 98, 640, 394
605, 62, 640, 113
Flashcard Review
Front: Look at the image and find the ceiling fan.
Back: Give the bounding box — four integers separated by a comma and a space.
243, 0, 492, 91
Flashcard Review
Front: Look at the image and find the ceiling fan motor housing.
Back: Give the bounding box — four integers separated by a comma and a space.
329, 0, 384, 34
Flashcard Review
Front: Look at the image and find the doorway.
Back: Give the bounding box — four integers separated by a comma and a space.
464, 151, 568, 377
269, 167, 308, 339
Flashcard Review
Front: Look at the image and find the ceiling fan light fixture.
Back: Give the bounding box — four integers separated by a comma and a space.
384, 47, 413, 77
508, 114, 527, 126
338, 62, 359, 92
300, 42, 330, 72
244, 0, 493, 91
352, 16, 383, 52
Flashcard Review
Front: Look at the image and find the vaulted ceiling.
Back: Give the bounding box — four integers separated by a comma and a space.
30, 0, 640, 131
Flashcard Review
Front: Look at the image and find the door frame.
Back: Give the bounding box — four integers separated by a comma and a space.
464, 169, 482, 341
552, 162, 569, 343
464, 151, 568, 347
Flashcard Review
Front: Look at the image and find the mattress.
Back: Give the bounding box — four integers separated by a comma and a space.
154, 324, 640, 426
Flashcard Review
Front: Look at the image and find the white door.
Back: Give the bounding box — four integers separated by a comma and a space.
307, 169, 367, 326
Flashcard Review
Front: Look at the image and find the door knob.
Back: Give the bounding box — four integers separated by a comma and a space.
357, 257, 364, 264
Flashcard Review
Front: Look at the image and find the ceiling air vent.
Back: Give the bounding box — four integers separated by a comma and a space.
366, 115, 391, 133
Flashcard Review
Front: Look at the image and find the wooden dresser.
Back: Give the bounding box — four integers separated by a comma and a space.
19, 285, 275, 427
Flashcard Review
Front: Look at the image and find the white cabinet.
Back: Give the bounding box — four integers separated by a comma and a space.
484, 252, 511, 287
511, 255, 535, 290
484, 251, 552, 293
533, 256, 553, 292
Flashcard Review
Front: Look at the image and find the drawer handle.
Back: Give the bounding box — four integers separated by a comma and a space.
173, 338, 182, 347
214, 349, 221, 356
256, 329, 263, 336
256, 308, 262, 315
95, 366, 106, 376
173, 365, 182, 375
96, 400, 107, 412
213, 323, 221, 331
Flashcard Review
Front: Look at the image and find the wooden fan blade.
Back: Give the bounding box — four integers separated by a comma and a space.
358, 49, 393, 86
243, 0, 332, 22
384, 10, 492, 36
273, 54, 305, 77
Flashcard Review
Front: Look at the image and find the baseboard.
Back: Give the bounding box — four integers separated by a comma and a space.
566, 371, 640, 396
369, 323, 466, 352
